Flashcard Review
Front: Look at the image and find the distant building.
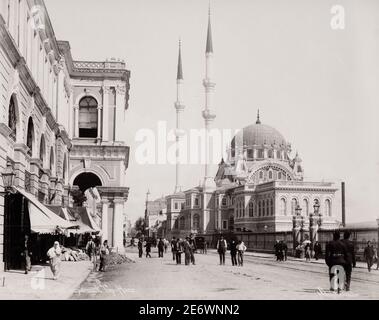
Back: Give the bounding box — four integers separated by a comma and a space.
144, 194, 167, 238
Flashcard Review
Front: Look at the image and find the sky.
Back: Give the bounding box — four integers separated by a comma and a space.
44, 0, 379, 224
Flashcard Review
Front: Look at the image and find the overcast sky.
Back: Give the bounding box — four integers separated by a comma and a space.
45, 0, 379, 224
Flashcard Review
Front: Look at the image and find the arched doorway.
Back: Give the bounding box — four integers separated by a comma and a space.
72, 172, 102, 207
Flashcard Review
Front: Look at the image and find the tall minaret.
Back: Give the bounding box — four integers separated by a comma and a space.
202, 7, 216, 191
174, 39, 185, 193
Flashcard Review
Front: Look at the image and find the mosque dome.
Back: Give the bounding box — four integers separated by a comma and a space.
231, 112, 287, 149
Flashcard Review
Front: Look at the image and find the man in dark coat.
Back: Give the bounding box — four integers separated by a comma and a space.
157, 238, 165, 258
281, 241, 288, 261
188, 235, 196, 265
341, 231, 356, 291
137, 238, 143, 258
325, 230, 348, 293
217, 236, 227, 265
274, 240, 280, 261
313, 241, 322, 260
171, 237, 177, 261
183, 237, 191, 265
145, 240, 152, 258
175, 238, 183, 264
230, 240, 237, 266
363, 241, 375, 272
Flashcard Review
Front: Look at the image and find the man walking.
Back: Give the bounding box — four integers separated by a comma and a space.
22, 234, 32, 274
171, 237, 177, 261
341, 231, 356, 291
145, 240, 152, 258
363, 241, 375, 272
189, 234, 196, 265
217, 236, 227, 265
86, 237, 96, 262
137, 238, 143, 258
236, 240, 247, 266
230, 239, 237, 266
158, 238, 165, 258
281, 241, 288, 261
325, 230, 348, 293
183, 237, 191, 266
313, 241, 322, 260
175, 238, 183, 265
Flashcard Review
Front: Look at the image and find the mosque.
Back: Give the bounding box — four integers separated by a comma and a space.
155, 9, 342, 240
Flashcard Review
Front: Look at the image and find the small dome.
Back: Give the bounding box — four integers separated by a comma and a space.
231, 122, 287, 149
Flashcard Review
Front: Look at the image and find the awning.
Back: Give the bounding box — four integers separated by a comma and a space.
66, 207, 101, 234
14, 187, 77, 234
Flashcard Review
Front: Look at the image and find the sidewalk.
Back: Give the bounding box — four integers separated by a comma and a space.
207, 249, 370, 270
0, 260, 93, 299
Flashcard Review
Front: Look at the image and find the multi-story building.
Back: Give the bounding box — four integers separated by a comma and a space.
0, 0, 130, 270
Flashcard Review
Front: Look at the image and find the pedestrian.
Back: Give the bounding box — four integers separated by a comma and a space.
183, 237, 191, 265
175, 238, 183, 264
325, 230, 348, 293
274, 240, 280, 261
22, 234, 32, 274
99, 240, 109, 272
47, 241, 62, 280
158, 238, 164, 258
164, 238, 168, 253
145, 240, 152, 258
304, 243, 311, 262
281, 241, 288, 261
236, 240, 247, 266
204, 241, 208, 254
313, 241, 322, 260
341, 231, 356, 291
230, 239, 237, 266
217, 236, 227, 265
363, 241, 375, 272
171, 237, 177, 261
189, 234, 196, 265
138, 238, 143, 258
86, 237, 96, 262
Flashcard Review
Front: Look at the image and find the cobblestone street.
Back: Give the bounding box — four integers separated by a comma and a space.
72, 248, 379, 300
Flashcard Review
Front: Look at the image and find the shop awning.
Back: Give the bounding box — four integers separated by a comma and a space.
67, 207, 101, 234
14, 187, 77, 234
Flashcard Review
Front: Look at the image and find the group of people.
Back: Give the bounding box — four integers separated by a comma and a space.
85, 238, 110, 272
137, 237, 170, 259
217, 236, 247, 266
274, 240, 288, 262
170, 236, 196, 265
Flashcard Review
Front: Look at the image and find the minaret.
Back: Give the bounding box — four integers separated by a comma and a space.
174, 39, 185, 193
202, 7, 216, 191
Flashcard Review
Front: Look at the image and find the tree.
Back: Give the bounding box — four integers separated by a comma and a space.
134, 217, 146, 237
71, 189, 87, 207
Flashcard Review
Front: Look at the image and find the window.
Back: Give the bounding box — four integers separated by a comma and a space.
258, 201, 262, 217
194, 197, 199, 206
179, 216, 185, 229
174, 202, 178, 210
247, 149, 254, 159
268, 150, 273, 158
280, 198, 286, 215
259, 171, 263, 180
222, 197, 227, 206
193, 214, 200, 230
8, 96, 17, 141
262, 200, 266, 216
269, 171, 273, 180
258, 149, 264, 158
181, 203, 184, 210
39, 135, 46, 165
303, 199, 309, 216
222, 220, 227, 230
291, 198, 298, 215
276, 150, 281, 159
26, 117, 34, 156
325, 199, 331, 217
278, 172, 282, 180
249, 201, 254, 217
270, 199, 274, 216
79, 96, 98, 138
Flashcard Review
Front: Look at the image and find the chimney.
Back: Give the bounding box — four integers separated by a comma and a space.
341, 182, 346, 227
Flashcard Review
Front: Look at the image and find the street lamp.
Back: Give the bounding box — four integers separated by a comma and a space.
1, 161, 15, 193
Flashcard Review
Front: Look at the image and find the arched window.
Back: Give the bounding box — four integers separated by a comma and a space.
79, 96, 98, 138
276, 150, 281, 159
280, 198, 286, 215
291, 198, 298, 215
39, 135, 46, 165
26, 117, 34, 156
325, 199, 331, 217
179, 216, 185, 229
303, 199, 309, 216
194, 197, 199, 206
8, 95, 17, 141
193, 214, 200, 230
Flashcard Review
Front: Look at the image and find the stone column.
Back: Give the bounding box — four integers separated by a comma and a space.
29, 159, 41, 197
40, 172, 50, 204
101, 199, 109, 242
115, 86, 125, 141
97, 104, 102, 140
54, 180, 63, 206
113, 198, 125, 252
102, 86, 110, 141
74, 104, 79, 138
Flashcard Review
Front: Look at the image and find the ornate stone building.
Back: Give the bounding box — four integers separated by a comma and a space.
166, 9, 341, 240
0, 0, 130, 270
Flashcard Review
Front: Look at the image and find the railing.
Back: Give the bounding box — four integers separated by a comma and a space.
73, 59, 126, 72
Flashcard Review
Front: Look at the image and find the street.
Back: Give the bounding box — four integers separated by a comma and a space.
72, 248, 379, 300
